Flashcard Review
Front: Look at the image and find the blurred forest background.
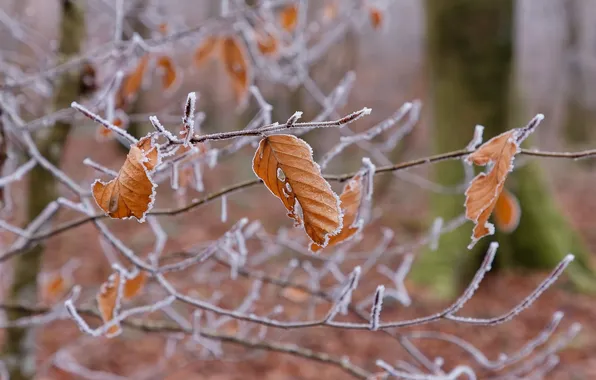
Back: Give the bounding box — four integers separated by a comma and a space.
0, 0, 595, 379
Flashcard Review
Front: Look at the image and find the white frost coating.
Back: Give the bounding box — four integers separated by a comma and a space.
221, 195, 228, 223
276, 167, 286, 182
83, 158, 118, 177
429, 217, 444, 251
192, 161, 204, 192
370, 285, 384, 331
171, 162, 179, 190
361, 157, 376, 201
381, 100, 422, 152
207, 149, 219, 169
466, 125, 485, 151
0, 158, 35, 187
285, 182, 292, 193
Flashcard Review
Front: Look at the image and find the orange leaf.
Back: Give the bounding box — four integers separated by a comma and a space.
97, 272, 122, 337
157, 22, 168, 35
280, 4, 298, 32
194, 36, 220, 67
123, 270, 147, 299
123, 271, 147, 300
117, 55, 151, 108
464, 119, 537, 248
43, 273, 67, 302
493, 188, 521, 233
322, 3, 338, 22
252, 134, 342, 248
256, 30, 279, 56
369, 7, 383, 29
92, 135, 160, 221
281, 286, 310, 303
156, 55, 178, 91
221, 37, 250, 104
310, 173, 363, 252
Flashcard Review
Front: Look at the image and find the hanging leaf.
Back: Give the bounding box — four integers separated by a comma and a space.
42, 273, 67, 303
369, 7, 383, 29
256, 29, 279, 56
157, 22, 169, 35
156, 55, 178, 91
493, 188, 521, 233
310, 173, 364, 252
96, 272, 122, 337
221, 37, 250, 104
252, 134, 342, 248
92, 134, 160, 222
96, 111, 129, 142
280, 4, 298, 32
281, 286, 310, 303
464, 119, 538, 248
322, 2, 338, 22
79, 61, 98, 96
194, 36, 220, 67
116, 54, 151, 108
123, 270, 147, 299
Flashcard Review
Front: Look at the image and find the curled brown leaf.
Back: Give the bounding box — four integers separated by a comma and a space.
92, 134, 160, 222
310, 174, 364, 252
252, 134, 342, 248
221, 37, 250, 104
96, 272, 122, 337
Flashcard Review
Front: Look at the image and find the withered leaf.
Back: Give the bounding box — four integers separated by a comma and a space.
280, 4, 298, 32
97, 272, 122, 337
310, 173, 363, 252
252, 134, 342, 248
156, 55, 178, 91
369, 7, 383, 29
123, 270, 147, 299
194, 36, 220, 67
92, 134, 160, 222
256, 29, 279, 56
221, 37, 250, 104
43, 273, 67, 303
493, 188, 521, 233
464, 129, 527, 248
117, 55, 151, 109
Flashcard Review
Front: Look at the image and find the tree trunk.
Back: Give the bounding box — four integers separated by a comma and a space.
3, 1, 85, 379
411, 0, 594, 298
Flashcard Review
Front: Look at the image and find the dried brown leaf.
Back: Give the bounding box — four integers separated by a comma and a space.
281, 287, 310, 303
280, 4, 298, 31
310, 174, 363, 252
464, 130, 520, 247
123, 270, 147, 299
493, 188, 521, 233
369, 7, 383, 29
97, 272, 122, 337
117, 55, 151, 109
156, 55, 178, 91
194, 36, 220, 67
92, 135, 160, 222
252, 134, 342, 248
221, 37, 250, 104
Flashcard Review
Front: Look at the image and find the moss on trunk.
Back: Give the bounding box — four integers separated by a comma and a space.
3, 2, 85, 379
411, 0, 594, 298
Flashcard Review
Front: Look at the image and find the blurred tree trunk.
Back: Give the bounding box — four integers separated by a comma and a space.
411, 0, 594, 298
563, 0, 596, 147
2, 1, 85, 379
